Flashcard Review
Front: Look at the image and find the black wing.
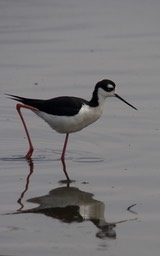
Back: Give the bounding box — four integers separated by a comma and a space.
6, 94, 89, 116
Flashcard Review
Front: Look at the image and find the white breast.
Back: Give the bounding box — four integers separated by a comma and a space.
35, 104, 104, 134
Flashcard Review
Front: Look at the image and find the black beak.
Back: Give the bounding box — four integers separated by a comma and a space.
115, 93, 138, 111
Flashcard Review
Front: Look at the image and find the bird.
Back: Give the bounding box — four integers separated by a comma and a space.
6, 79, 137, 161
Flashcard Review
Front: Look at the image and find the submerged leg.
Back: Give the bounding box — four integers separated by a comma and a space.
16, 103, 38, 159
61, 133, 69, 161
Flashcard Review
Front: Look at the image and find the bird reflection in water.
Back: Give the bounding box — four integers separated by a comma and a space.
16, 158, 135, 239
27, 186, 117, 239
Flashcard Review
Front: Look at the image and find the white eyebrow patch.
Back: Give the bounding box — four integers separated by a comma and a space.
108, 84, 114, 89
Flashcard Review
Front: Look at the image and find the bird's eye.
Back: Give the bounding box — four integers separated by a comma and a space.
107, 84, 114, 92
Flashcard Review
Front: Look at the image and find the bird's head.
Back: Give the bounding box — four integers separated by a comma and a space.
96, 79, 137, 110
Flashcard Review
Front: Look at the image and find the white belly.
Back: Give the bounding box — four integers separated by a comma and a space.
35, 104, 103, 134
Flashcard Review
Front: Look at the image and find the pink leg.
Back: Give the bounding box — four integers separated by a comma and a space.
61, 158, 70, 182
16, 103, 38, 159
61, 133, 69, 161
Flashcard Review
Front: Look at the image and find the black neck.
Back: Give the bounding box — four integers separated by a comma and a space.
89, 86, 99, 107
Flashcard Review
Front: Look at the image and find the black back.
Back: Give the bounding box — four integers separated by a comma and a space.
6, 94, 89, 116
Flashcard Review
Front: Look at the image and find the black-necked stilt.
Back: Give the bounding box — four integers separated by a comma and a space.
6, 79, 137, 160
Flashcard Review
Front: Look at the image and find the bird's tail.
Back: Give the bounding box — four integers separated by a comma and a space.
5, 93, 43, 109
5, 93, 28, 104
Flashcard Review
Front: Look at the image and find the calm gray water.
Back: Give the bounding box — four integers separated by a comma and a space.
0, 0, 160, 255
